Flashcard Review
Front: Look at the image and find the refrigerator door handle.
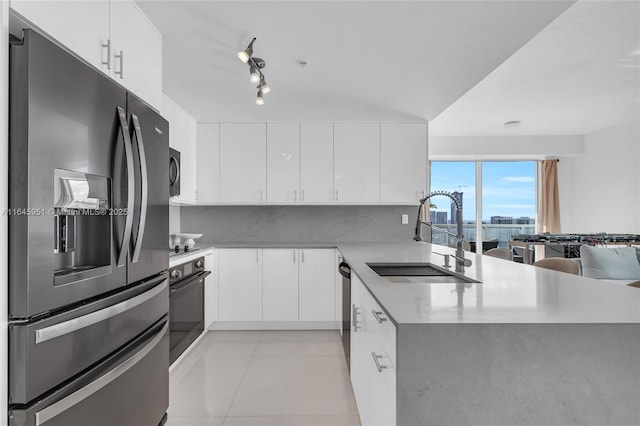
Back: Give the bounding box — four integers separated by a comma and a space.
34, 320, 168, 426
35, 278, 168, 344
116, 107, 135, 267
130, 113, 148, 264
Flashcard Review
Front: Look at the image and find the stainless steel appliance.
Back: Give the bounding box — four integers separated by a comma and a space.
169, 257, 211, 364
169, 148, 180, 197
9, 29, 169, 426
338, 261, 352, 370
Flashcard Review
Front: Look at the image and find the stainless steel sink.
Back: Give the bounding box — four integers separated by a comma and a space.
367, 263, 479, 284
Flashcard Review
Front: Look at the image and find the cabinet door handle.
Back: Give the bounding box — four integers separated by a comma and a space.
260, 190, 263, 202
371, 352, 388, 372
352, 304, 361, 332
301, 190, 305, 202
335, 189, 339, 201
301, 250, 304, 263
101, 39, 111, 70
256, 250, 259, 263
293, 250, 296, 262
294, 189, 298, 202
115, 50, 124, 79
371, 310, 388, 323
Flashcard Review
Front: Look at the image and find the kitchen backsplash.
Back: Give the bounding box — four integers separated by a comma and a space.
180, 205, 419, 243
169, 205, 181, 235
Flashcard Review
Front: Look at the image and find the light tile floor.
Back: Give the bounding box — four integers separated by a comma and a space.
166, 331, 360, 426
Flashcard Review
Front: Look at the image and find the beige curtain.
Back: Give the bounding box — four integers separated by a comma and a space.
538, 159, 561, 233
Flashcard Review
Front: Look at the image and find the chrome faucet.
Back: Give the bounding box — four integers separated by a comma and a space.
414, 191, 471, 272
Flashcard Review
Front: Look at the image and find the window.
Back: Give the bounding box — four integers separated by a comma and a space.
481, 161, 536, 248
430, 161, 536, 251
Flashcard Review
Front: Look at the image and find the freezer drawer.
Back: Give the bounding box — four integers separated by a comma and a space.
9, 318, 169, 426
9, 273, 168, 404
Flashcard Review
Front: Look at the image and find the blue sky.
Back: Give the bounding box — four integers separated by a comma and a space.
430, 161, 536, 222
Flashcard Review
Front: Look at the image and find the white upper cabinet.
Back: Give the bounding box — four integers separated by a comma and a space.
109, 0, 162, 110
10, 1, 110, 74
161, 95, 176, 148
220, 123, 267, 203
10, 0, 162, 110
298, 249, 336, 322
197, 123, 220, 203
334, 123, 381, 203
300, 123, 334, 203
380, 123, 428, 203
267, 124, 300, 203
262, 249, 299, 321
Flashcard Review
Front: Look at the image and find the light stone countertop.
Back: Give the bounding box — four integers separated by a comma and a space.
337, 241, 640, 325
172, 240, 640, 324
168, 244, 216, 267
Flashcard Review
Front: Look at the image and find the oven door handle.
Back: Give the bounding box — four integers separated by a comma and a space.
170, 271, 211, 295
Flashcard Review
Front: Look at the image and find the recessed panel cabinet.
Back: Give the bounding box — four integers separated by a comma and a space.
220, 123, 267, 203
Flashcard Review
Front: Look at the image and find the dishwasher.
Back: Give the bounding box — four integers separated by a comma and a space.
338, 260, 352, 370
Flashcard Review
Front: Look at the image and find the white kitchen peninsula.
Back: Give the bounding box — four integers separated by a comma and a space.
339, 242, 640, 426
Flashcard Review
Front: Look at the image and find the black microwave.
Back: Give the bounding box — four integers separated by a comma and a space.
169, 148, 180, 197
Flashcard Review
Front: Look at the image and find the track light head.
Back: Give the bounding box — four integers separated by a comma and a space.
259, 76, 271, 94
249, 66, 260, 84
256, 87, 265, 105
237, 37, 256, 63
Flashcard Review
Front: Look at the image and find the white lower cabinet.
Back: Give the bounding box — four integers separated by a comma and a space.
216, 248, 336, 324
263, 249, 299, 321
204, 250, 218, 329
299, 249, 336, 321
218, 249, 262, 321
351, 274, 396, 426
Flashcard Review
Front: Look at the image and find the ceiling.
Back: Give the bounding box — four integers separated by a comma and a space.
430, 0, 640, 136
137, 0, 574, 123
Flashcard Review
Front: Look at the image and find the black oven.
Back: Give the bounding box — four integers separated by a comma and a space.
169, 256, 210, 364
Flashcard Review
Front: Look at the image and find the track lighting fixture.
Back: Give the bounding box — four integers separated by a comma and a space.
249, 65, 260, 84
237, 37, 255, 63
259, 76, 271, 94
256, 87, 265, 105
237, 37, 271, 105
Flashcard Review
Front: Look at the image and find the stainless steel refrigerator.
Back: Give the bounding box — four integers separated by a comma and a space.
8, 29, 170, 426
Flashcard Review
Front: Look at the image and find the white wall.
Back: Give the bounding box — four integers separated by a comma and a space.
563, 119, 640, 233
1, 0, 9, 424
429, 135, 585, 160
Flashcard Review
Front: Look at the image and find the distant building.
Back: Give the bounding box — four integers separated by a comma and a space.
429, 211, 448, 224
491, 216, 513, 224
515, 216, 535, 224
450, 192, 463, 224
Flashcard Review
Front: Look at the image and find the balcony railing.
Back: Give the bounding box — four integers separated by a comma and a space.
430, 224, 536, 250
